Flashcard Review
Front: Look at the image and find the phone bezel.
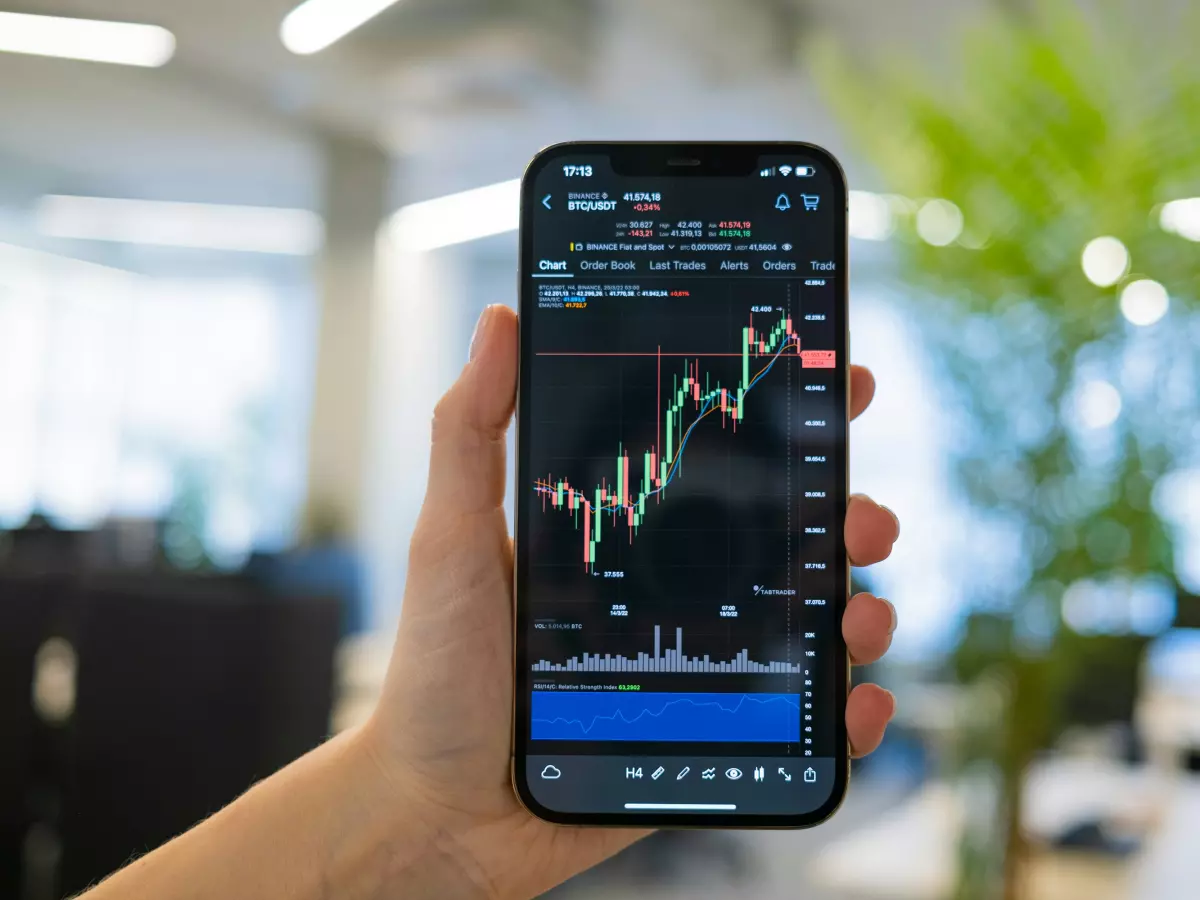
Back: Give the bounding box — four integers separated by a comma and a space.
511, 141, 850, 829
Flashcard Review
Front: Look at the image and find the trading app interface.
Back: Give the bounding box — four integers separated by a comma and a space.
520, 153, 845, 817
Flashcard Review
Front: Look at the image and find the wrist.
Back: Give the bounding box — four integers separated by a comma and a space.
345, 719, 498, 900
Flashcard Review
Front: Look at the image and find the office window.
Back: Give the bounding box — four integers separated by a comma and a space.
0, 243, 312, 564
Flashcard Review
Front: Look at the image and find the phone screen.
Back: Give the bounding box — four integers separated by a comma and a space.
514, 144, 848, 826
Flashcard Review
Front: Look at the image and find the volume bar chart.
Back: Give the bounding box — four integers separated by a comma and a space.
531, 625, 805, 673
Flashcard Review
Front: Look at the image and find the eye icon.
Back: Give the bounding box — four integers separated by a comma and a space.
725, 767, 743, 781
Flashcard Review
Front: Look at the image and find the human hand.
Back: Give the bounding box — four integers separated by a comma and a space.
359, 304, 901, 899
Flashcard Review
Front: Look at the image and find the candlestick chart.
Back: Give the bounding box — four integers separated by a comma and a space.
533, 308, 831, 570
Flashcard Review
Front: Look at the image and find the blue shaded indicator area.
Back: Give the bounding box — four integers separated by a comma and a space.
531, 691, 800, 742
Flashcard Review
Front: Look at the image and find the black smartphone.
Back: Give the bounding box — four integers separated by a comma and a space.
513, 142, 849, 828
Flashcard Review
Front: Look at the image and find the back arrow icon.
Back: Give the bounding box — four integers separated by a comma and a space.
542, 194, 552, 209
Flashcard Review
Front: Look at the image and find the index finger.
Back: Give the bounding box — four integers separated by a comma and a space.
850, 365, 875, 421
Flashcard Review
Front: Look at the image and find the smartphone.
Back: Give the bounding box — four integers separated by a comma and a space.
513, 143, 849, 828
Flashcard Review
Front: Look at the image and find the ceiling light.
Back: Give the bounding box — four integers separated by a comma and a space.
35, 196, 324, 255
281, 0, 404, 55
915, 199, 963, 246
1119, 278, 1169, 327
388, 180, 520, 252
1080, 236, 1129, 287
0, 11, 174, 67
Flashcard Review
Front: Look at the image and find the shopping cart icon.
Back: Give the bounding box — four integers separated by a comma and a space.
801, 194, 820, 211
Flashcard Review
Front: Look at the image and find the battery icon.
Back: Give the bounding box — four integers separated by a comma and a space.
795, 166, 816, 177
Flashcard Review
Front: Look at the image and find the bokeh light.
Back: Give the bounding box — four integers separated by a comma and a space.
1159, 197, 1200, 241
1080, 236, 1129, 287
1075, 379, 1122, 430
848, 190, 893, 241
915, 198, 963, 246
1119, 278, 1169, 326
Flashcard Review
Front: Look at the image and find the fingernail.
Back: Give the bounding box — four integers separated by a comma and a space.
882, 505, 900, 540
882, 598, 898, 634
883, 689, 897, 715
469, 306, 494, 362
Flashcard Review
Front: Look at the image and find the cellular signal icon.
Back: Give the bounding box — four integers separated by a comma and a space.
779, 165, 793, 177
759, 167, 775, 177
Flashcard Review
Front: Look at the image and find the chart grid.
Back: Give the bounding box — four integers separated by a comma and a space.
532, 625, 803, 673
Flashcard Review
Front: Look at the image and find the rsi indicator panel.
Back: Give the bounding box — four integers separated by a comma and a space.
520, 154, 844, 817
531, 692, 803, 742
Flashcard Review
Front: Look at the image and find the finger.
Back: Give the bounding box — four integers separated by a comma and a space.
424, 305, 518, 519
844, 592, 897, 665
850, 365, 875, 421
847, 683, 895, 757
846, 494, 900, 567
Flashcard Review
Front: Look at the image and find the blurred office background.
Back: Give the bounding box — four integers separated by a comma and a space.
1, 0, 1197, 897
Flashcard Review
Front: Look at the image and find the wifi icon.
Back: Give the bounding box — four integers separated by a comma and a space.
778, 165, 793, 177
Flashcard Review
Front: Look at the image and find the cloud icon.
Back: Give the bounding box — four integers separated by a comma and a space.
540, 765, 562, 780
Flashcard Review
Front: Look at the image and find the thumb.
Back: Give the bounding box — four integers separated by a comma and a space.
385, 306, 517, 760
423, 304, 518, 524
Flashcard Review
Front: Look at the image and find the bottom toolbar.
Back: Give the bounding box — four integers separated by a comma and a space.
523, 755, 835, 815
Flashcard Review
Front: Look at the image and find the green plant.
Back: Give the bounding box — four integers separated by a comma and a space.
815, 2, 1200, 897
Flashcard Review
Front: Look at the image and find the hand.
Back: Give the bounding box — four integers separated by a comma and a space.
361, 304, 901, 899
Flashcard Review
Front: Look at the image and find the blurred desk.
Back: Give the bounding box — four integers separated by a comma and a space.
1126, 775, 1200, 900
809, 760, 1193, 900
1026, 852, 1129, 900
808, 782, 959, 899
0, 567, 341, 898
